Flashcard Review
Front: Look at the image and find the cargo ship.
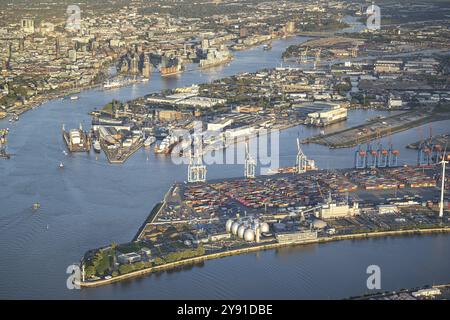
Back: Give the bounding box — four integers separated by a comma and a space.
103, 79, 133, 89
62, 124, 91, 152
266, 160, 317, 175
154, 135, 178, 154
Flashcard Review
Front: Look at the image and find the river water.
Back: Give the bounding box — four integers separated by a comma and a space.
0, 33, 449, 299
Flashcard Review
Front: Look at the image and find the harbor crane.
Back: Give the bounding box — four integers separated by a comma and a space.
300, 47, 308, 63
188, 137, 207, 183
313, 49, 321, 70
439, 149, 448, 218
351, 45, 358, 58
296, 137, 307, 174
244, 141, 256, 178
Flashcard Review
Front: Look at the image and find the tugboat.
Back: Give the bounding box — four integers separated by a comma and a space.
263, 43, 272, 51
93, 140, 101, 153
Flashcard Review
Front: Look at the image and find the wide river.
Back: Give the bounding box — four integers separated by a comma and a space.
0, 34, 449, 299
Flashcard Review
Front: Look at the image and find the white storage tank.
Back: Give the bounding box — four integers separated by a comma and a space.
225, 219, 234, 233
237, 224, 246, 238
260, 222, 270, 233
231, 222, 240, 235
244, 229, 255, 242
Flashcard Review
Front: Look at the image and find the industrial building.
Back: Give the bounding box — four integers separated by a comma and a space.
297, 102, 347, 126
275, 230, 318, 244
374, 60, 403, 73
117, 252, 142, 264
319, 202, 359, 219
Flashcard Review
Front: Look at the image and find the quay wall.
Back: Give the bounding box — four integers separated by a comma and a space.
80, 227, 450, 288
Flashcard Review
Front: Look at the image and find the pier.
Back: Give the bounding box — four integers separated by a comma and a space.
304, 109, 450, 148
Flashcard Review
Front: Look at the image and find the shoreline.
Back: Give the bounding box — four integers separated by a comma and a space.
79, 227, 450, 288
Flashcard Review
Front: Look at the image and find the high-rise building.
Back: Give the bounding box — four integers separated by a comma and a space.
119, 59, 129, 73
55, 38, 60, 58
68, 49, 77, 62
6, 43, 12, 70
130, 54, 139, 75
286, 21, 296, 34
142, 55, 151, 78
201, 38, 210, 50
239, 27, 248, 38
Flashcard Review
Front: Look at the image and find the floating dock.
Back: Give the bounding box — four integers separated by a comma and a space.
62, 125, 91, 152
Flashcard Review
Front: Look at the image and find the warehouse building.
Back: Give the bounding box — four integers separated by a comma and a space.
319, 202, 360, 219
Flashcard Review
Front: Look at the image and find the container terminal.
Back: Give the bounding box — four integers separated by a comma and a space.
78, 163, 450, 287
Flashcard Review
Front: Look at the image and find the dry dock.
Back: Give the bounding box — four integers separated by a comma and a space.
62, 128, 91, 152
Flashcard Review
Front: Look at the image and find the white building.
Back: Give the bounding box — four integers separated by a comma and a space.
319, 202, 359, 219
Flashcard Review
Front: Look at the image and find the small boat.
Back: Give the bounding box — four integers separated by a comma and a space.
263, 43, 272, 51
59, 162, 64, 169
93, 140, 101, 153
70, 96, 79, 101
32, 203, 40, 210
